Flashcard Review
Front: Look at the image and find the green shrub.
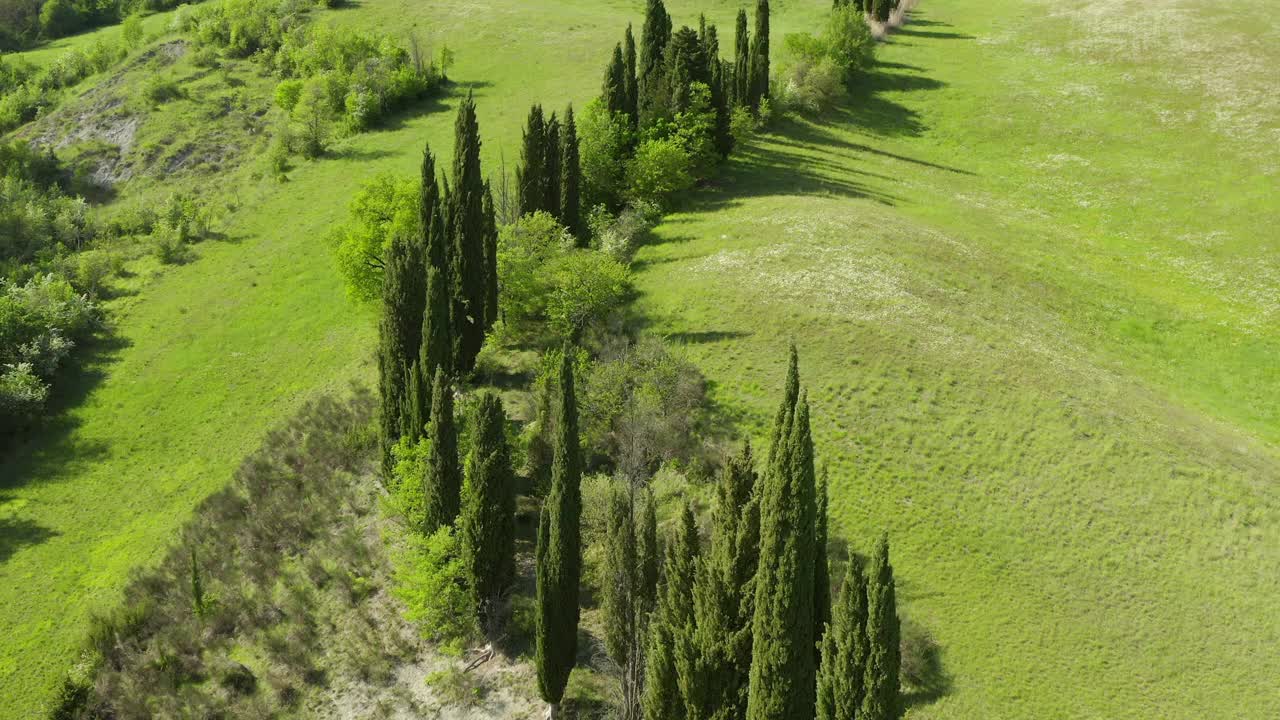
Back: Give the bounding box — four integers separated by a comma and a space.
143, 75, 184, 105
122, 13, 145, 50
274, 78, 304, 112
330, 173, 417, 301
578, 98, 634, 210
393, 526, 477, 655
626, 136, 694, 206
546, 250, 630, 340
0, 362, 48, 433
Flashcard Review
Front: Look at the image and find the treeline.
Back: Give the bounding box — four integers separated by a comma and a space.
0, 0, 195, 50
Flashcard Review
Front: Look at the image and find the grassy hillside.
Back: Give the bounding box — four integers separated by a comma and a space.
631, 0, 1280, 717
1, 0, 1276, 717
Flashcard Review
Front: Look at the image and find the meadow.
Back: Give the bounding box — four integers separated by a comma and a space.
1, 0, 1276, 717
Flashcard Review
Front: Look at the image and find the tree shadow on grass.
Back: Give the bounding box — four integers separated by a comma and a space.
0, 501, 59, 564
0, 330, 128, 490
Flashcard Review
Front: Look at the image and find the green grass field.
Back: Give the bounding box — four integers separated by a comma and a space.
2, 0, 1277, 717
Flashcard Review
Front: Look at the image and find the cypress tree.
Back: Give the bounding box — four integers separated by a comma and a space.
624, 24, 639, 125
748, 0, 771, 111
687, 442, 759, 720
733, 9, 750, 108
460, 392, 516, 623
708, 32, 734, 158
817, 557, 870, 720
517, 104, 546, 216
560, 105, 583, 244
604, 43, 629, 116
862, 534, 901, 720
535, 350, 583, 717
543, 112, 562, 223
643, 501, 699, 720
637, 485, 659, 618
874, 0, 892, 23
746, 360, 817, 720
815, 466, 832, 653
419, 266, 452, 414
377, 232, 415, 474
449, 93, 487, 374
423, 367, 461, 533
665, 26, 708, 114
403, 359, 425, 441
482, 182, 499, 329
638, 0, 672, 125
602, 484, 637, 668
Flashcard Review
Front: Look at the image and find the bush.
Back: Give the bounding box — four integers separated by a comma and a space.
121, 13, 145, 50
292, 79, 331, 158
626, 136, 694, 206
393, 526, 477, 655
274, 78, 304, 112
330, 173, 418, 301
579, 336, 707, 474
142, 74, 184, 105
588, 200, 660, 264
546, 250, 629, 340
39, 0, 82, 39
578, 99, 634, 211
0, 362, 49, 433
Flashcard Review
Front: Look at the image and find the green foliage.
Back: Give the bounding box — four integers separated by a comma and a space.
0, 274, 97, 433
535, 351, 583, 706
545, 250, 629, 341
331, 173, 417, 302
121, 13, 145, 50
273, 78, 303, 112
578, 98, 634, 210
578, 335, 706, 474
777, 5, 874, 114
388, 434, 433, 529
459, 392, 516, 620
291, 78, 330, 158
395, 525, 477, 656
626, 136, 693, 206
746, 350, 817, 720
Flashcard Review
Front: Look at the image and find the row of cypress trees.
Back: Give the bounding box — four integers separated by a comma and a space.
599, 0, 773, 166
836, 0, 902, 25
375, 93, 519, 626
516, 104, 584, 240
536, 346, 904, 720
377, 93, 500, 472
656, 349, 901, 720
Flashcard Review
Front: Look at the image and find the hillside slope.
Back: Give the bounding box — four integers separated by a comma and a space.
2, 0, 1277, 717
632, 0, 1280, 717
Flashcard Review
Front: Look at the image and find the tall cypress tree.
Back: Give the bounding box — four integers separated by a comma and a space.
748, 0, 771, 111
602, 484, 638, 668
733, 9, 750, 108
518, 104, 546, 216
543, 112, 562, 223
377, 232, 415, 474
687, 442, 760, 720
560, 105, 583, 244
817, 557, 870, 720
460, 392, 516, 623
423, 367, 461, 533
746, 358, 817, 720
862, 534, 902, 720
815, 466, 832, 654
403, 359, 425, 441
604, 43, 629, 116
638, 0, 672, 125
535, 351, 583, 718
624, 23, 639, 125
705, 24, 734, 158
643, 501, 699, 720
637, 485, 659, 619
419, 266, 452, 414
482, 181, 499, 329
448, 93, 487, 374
665, 26, 708, 115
